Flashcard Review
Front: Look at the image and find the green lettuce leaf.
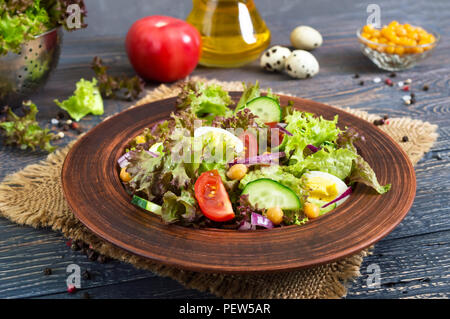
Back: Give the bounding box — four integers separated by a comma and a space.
235, 81, 261, 111
349, 155, 391, 194
282, 111, 341, 166
54, 78, 104, 121
161, 190, 199, 224
286, 147, 357, 180
285, 111, 341, 148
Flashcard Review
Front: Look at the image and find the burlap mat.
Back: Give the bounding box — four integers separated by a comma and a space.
0, 77, 438, 298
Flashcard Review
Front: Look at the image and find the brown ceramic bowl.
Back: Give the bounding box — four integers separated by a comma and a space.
62, 93, 416, 274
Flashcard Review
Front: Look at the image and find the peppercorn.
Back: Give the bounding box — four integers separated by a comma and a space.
389, 72, 397, 77
97, 255, 107, 264
359, 80, 365, 86
56, 111, 66, 120
385, 78, 393, 86
70, 122, 79, 130
82, 270, 91, 280
402, 85, 410, 92
373, 119, 385, 126
353, 73, 360, 78
383, 114, 389, 120
71, 242, 80, 251
423, 85, 429, 91
87, 250, 97, 261
43, 268, 52, 275
402, 136, 409, 142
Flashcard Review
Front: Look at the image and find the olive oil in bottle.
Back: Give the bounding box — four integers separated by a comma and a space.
186, 0, 271, 67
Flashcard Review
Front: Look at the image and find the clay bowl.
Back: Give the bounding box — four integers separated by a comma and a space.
62, 92, 416, 274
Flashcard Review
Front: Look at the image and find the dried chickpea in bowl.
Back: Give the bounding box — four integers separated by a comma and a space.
357, 21, 440, 71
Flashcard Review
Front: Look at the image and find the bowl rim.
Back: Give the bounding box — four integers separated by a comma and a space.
32, 27, 59, 39
356, 25, 440, 49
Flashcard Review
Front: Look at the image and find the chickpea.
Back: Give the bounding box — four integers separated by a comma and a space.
304, 202, 320, 219
226, 164, 248, 180
135, 135, 146, 144
266, 207, 284, 225
120, 167, 132, 182
361, 21, 435, 56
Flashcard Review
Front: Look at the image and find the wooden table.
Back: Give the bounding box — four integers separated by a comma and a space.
0, 0, 448, 298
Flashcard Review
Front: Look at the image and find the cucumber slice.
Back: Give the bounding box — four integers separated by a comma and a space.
242, 178, 301, 210
244, 97, 282, 123
132, 195, 162, 215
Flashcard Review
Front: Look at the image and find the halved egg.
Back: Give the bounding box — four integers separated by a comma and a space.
302, 171, 349, 207
194, 126, 244, 153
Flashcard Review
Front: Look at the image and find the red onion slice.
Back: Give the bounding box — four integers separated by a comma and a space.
238, 220, 253, 231
117, 151, 135, 168
229, 152, 285, 166
276, 123, 293, 136
251, 212, 274, 229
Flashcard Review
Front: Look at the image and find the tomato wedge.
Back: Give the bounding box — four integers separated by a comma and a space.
265, 122, 284, 148
194, 170, 235, 222
238, 130, 258, 158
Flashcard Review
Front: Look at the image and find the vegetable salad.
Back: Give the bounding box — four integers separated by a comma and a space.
118, 81, 390, 229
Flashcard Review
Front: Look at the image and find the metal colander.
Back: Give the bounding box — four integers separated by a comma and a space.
0, 28, 62, 108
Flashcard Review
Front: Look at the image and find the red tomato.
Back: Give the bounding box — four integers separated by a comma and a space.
125, 16, 202, 83
194, 170, 235, 222
265, 122, 284, 148
238, 131, 258, 158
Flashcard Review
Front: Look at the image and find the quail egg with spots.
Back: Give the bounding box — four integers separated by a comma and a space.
285, 50, 320, 79
290, 25, 323, 50
260, 45, 292, 72
302, 171, 350, 207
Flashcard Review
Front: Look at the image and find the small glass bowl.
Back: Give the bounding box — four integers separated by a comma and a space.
356, 27, 440, 71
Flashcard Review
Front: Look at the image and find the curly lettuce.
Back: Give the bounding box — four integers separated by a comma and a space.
0, 100, 56, 152
54, 78, 104, 121
287, 147, 357, 180
176, 81, 233, 122
161, 190, 199, 224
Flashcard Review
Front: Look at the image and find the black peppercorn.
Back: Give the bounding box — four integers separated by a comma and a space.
43, 268, 52, 275
82, 270, 91, 280
402, 136, 409, 142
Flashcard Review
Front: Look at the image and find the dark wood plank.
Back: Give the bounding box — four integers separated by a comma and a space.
1, 0, 449, 298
